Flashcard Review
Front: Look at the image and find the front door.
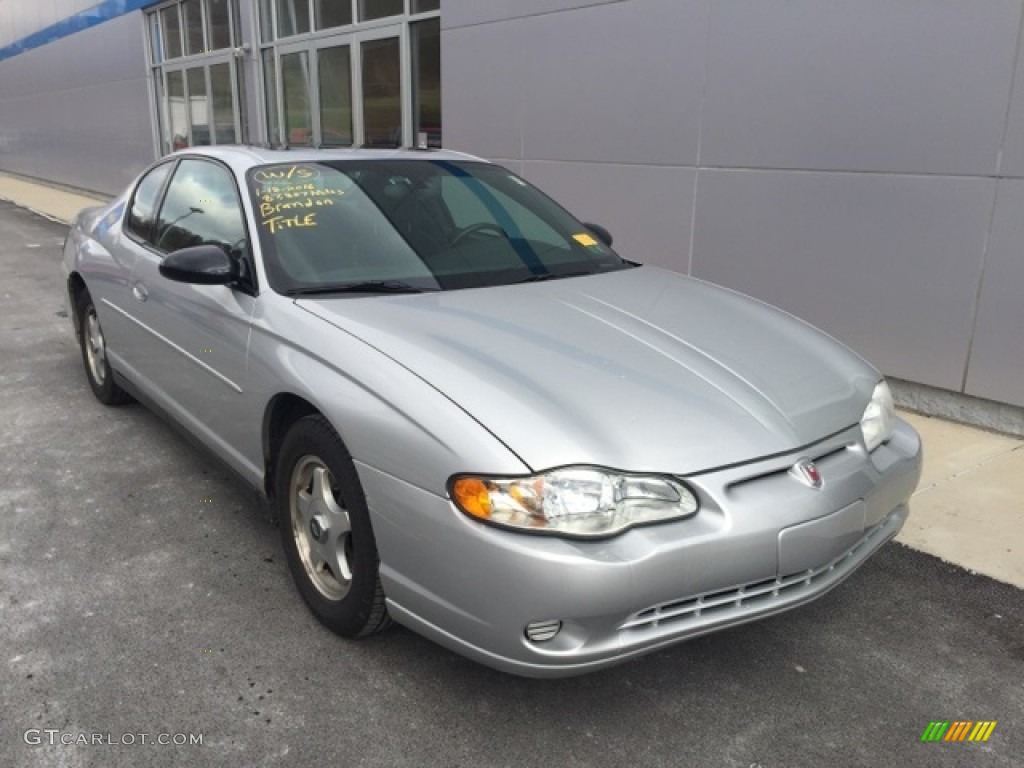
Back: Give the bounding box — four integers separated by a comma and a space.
126, 156, 263, 483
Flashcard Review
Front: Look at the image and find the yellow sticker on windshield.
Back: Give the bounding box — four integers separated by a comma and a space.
573, 233, 599, 247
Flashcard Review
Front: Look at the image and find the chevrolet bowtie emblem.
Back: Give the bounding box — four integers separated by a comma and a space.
790, 458, 823, 489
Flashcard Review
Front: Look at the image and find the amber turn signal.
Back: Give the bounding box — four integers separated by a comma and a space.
452, 477, 492, 518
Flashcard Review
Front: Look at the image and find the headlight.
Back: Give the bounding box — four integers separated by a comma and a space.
450, 467, 698, 538
860, 380, 896, 452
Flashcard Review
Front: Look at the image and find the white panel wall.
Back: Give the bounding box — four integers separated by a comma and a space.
700, 0, 1020, 175
0, 11, 155, 195
443, 0, 1024, 407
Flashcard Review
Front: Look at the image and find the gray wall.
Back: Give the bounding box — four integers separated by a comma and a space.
442, 0, 1024, 408
0, 9, 156, 195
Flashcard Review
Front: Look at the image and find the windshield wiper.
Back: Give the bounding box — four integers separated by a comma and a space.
287, 280, 432, 296
512, 271, 593, 284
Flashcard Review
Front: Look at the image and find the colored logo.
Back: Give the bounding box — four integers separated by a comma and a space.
789, 458, 822, 489
921, 721, 997, 742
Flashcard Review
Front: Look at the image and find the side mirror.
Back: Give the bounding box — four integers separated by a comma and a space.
583, 222, 613, 248
159, 244, 238, 285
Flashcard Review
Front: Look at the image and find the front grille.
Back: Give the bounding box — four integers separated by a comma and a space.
619, 517, 889, 632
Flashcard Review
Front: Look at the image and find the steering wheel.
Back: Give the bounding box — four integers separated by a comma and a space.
450, 222, 508, 247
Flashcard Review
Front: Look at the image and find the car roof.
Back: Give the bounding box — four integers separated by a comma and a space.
170, 145, 487, 172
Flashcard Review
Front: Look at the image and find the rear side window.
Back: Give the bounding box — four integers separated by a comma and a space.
153, 158, 247, 256
125, 162, 172, 242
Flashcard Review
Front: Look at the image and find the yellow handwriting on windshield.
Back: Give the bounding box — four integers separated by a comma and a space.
259, 197, 335, 219
254, 168, 351, 233
262, 213, 317, 234
252, 165, 319, 184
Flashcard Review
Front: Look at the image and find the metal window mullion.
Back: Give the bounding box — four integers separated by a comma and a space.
176, 2, 186, 59
257, 45, 270, 144
230, 56, 243, 145
275, 48, 286, 146
181, 65, 194, 147
205, 64, 214, 143
351, 35, 365, 147
199, 0, 210, 52
399, 22, 411, 147
309, 45, 322, 147
163, 67, 174, 152
143, 13, 164, 157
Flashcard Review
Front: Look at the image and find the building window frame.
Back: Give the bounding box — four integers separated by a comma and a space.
257, 0, 440, 149
145, 0, 247, 155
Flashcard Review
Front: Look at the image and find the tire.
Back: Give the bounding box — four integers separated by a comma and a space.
76, 288, 132, 406
276, 414, 392, 637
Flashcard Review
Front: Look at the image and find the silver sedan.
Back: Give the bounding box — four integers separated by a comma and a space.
62, 147, 922, 677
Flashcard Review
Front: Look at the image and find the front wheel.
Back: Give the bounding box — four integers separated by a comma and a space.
76, 289, 132, 405
276, 415, 392, 637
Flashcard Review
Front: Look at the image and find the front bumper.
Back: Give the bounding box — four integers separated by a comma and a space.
363, 418, 922, 678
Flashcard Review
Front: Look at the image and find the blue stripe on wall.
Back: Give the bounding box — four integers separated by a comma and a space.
0, 0, 153, 63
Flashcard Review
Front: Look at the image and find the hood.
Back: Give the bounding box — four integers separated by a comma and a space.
298, 267, 878, 474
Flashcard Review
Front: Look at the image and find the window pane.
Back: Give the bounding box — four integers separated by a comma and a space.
277, 0, 311, 37
412, 19, 441, 148
281, 51, 313, 145
155, 159, 247, 256
315, 0, 352, 29
259, 0, 274, 42
361, 37, 402, 148
207, 0, 232, 49
182, 0, 205, 55
358, 0, 402, 22
187, 67, 211, 145
149, 13, 163, 63
127, 163, 172, 242
411, 0, 439, 13
263, 49, 281, 145
167, 70, 189, 149
210, 63, 235, 144
161, 6, 182, 59
318, 46, 353, 147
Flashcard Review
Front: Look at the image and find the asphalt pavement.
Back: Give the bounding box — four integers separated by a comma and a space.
1, 199, 1021, 768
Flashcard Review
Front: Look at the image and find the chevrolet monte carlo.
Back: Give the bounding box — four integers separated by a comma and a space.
62, 147, 922, 677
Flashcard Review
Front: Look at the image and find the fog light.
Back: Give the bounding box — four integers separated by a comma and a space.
525, 620, 562, 643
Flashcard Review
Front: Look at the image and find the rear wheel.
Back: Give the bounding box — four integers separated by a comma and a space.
76, 289, 132, 405
276, 415, 392, 637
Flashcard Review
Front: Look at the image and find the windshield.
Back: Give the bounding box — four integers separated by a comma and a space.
246, 159, 632, 294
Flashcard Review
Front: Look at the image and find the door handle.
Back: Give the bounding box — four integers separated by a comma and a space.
132, 282, 149, 302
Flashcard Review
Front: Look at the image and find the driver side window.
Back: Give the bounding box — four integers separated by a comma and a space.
154, 159, 247, 257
